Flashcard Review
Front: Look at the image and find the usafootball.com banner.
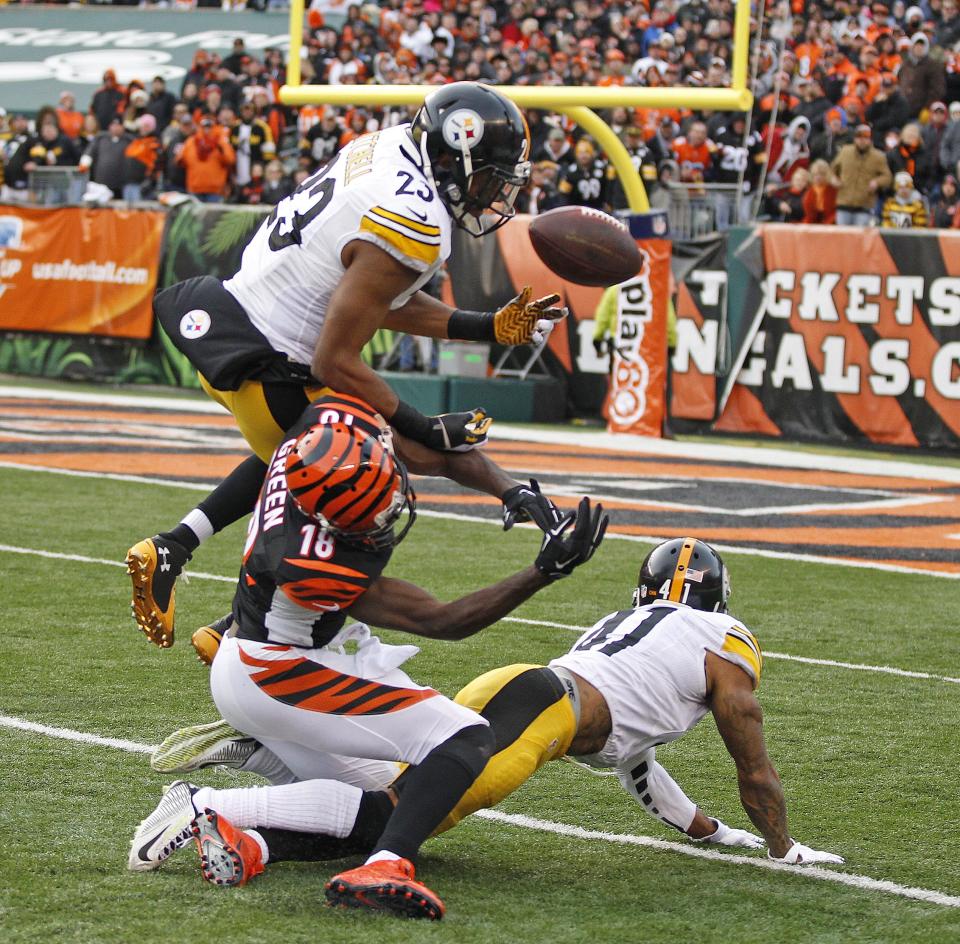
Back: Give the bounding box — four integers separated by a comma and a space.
672, 225, 960, 450
0, 206, 165, 340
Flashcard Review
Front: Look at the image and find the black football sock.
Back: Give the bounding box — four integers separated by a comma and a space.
156, 523, 201, 554
372, 723, 493, 864
197, 453, 269, 532
256, 790, 394, 863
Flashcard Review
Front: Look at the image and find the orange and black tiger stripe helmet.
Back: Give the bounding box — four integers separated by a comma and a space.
284, 399, 416, 550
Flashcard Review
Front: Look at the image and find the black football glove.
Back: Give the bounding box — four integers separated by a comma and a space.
424, 408, 493, 452
502, 478, 563, 533
534, 496, 608, 581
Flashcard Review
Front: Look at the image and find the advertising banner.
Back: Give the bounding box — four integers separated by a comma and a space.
606, 238, 670, 436
717, 225, 960, 449
671, 236, 726, 421
0, 205, 165, 339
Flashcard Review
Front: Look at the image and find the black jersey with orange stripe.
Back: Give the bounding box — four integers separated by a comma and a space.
233, 399, 393, 648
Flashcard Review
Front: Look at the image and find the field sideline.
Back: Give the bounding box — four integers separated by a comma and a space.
1, 380, 959, 943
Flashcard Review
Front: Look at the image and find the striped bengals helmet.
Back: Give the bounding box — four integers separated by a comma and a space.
284, 399, 416, 550
632, 537, 730, 613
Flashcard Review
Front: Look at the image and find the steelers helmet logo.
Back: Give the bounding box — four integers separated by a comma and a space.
442, 108, 485, 150
180, 309, 211, 340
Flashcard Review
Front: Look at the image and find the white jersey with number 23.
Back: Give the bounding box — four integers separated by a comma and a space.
224, 125, 452, 366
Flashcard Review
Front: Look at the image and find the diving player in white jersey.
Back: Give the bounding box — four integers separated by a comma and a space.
133, 538, 842, 912
126, 82, 568, 651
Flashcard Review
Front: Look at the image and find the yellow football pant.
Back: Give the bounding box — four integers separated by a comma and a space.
198, 374, 332, 462
431, 664, 577, 835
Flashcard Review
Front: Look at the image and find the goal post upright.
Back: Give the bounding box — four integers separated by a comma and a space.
281, 0, 753, 212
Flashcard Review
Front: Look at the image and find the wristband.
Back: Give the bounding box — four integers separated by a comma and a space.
389, 399, 433, 445
447, 308, 496, 342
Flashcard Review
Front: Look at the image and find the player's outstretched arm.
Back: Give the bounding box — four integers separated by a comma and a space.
707, 654, 843, 864
348, 497, 606, 640
386, 286, 567, 347
316, 241, 491, 452
615, 750, 763, 849
394, 432, 563, 531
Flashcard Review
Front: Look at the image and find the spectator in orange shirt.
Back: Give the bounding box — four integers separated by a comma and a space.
875, 33, 902, 74
851, 45, 884, 104
794, 28, 823, 78
598, 48, 628, 87
672, 121, 714, 183
122, 113, 161, 202
55, 91, 84, 140
177, 116, 235, 203
802, 159, 838, 223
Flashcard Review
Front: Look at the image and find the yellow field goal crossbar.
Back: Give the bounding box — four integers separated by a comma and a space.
279, 0, 754, 212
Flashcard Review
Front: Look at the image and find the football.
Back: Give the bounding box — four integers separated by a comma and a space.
528, 206, 642, 287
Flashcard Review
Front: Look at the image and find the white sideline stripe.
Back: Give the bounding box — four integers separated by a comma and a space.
474, 810, 960, 909
0, 713, 955, 910
0, 715, 153, 755
0, 544, 235, 583
2, 541, 958, 687
414, 509, 960, 581
3, 384, 959, 484
4, 461, 957, 580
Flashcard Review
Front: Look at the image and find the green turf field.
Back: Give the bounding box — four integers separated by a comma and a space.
1, 461, 959, 943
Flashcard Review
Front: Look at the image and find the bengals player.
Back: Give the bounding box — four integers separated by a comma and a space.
130, 392, 607, 920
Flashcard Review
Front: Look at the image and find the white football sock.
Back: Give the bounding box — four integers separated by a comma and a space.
192, 780, 363, 837
365, 850, 402, 865
245, 829, 269, 865
181, 509, 215, 544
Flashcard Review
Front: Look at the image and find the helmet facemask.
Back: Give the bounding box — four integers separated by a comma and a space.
285, 422, 418, 552
317, 454, 417, 552
412, 82, 532, 238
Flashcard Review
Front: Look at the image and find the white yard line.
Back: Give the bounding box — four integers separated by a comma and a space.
3, 460, 955, 580
2, 541, 958, 686
0, 712, 955, 909
539, 482, 943, 518
2, 384, 958, 484
474, 810, 960, 909
0, 715, 153, 754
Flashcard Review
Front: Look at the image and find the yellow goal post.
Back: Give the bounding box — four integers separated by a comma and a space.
279, 0, 754, 213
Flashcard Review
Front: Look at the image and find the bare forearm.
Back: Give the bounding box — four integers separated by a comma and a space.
384, 291, 454, 339
412, 565, 550, 640
737, 767, 791, 856
312, 353, 400, 420
393, 433, 516, 498
685, 809, 718, 839
441, 449, 516, 499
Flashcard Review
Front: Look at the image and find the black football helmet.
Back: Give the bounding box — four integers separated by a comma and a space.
632, 537, 730, 613
411, 81, 531, 237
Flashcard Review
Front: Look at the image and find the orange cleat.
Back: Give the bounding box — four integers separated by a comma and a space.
190, 613, 233, 665
325, 858, 445, 920
192, 808, 264, 887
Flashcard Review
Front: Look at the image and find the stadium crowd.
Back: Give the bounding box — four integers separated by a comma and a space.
3, 0, 960, 227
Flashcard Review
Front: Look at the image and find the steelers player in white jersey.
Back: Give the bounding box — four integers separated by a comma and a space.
126, 82, 568, 652
136, 538, 842, 904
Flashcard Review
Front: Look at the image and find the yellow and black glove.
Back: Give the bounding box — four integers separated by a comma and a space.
493, 286, 568, 346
